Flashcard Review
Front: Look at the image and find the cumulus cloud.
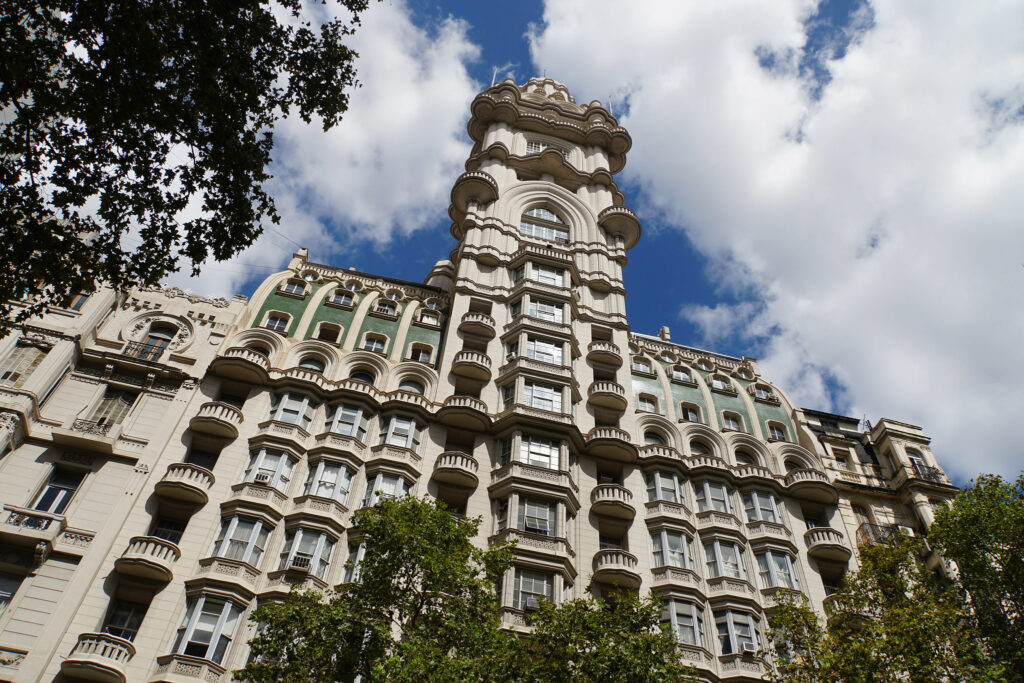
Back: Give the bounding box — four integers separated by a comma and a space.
165, 0, 480, 296
530, 0, 1024, 479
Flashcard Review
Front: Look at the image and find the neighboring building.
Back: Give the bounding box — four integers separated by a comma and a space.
0, 79, 958, 683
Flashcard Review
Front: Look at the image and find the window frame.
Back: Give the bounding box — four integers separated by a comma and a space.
645, 470, 682, 504
651, 528, 693, 569
514, 567, 553, 610
278, 527, 336, 579
303, 460, 353, 504
31, 467, 85, 516
362, 471, 410, 507
0, 344, 46, 388
209, 515, 271, 567
173, 595, 243, 664
324, 403, 368, 440
742, 490, 780, 524
715, 609, 761, 655
379, 415, 423, 451
695, 480, 732, 514
263, 312, 290, 333
704, 539, 746, 580
244, 448, 295, 491
523, 381, 563, 413
756, 550, 799, 589
520, 436, 559, 470
268, 392, 316, 429
662, 599, 706, 647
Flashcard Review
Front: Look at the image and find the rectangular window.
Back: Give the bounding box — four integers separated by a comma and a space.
68, 292, 89, 311
723, 413, 742, 431
679, 404, 701, 422
528, 299, 563, 323
519, 498, 556, 536
526, 337, 562, 365
104, 600, 148, 641
325, 403, 367, 440
151, 517, 186, 544
715, 610, 760, 655
363, 472, 409, 507
695, 480, 731, 514
304, 461, 352, 503
265, 314, 288, 332
651, 529, 691, 568
645, 471, 680, 503
173, 596, 242, 664
742, 491, 779, 523
269, 393, 314, 429
662, 599, 705, 647
280, 281, 305, 296
768, 423, 788, 441
362, 336, 386, 353
514, 568, 553, 610
637, 395, 657, 412
0, 345, 46, 388
245, 449, 294, 490
210, 516, 271, 566
32, 467, 85, 515
380, 416, 421, 451
756, 551, 798, 589
524, 381, 562, 413
520, 436, 558, 469
519, 220, 569, 243
0, 573, 24, 618
88, 387, 137, 426
279, 528, 336, 579
531, 264, 564, 287
329, 292, 353, 307
411, 346, 432, 363
704, 540, 745, 579
632, 358, 651, 373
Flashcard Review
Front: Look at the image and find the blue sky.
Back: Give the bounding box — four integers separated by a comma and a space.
171, 0, 1024, 480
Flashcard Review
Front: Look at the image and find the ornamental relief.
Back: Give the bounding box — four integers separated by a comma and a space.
123, 313, 194, 351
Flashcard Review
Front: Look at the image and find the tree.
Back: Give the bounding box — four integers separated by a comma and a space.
237, 496, 515, 683
929, 472, 1024, 678
512, 593, 698, 683
765, 534, 1004, 682
237, 496, 699, 682
0, 0, 370, 328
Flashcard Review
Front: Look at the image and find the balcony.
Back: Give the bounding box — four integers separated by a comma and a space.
784, 468, 838, 504
492, 528, 575, 560
210, 346, 270, 383
227, 481, 289, 518
253, 420, 310, 452
586, 381, 628, 412
451, 350, 492, 382
687, 454, 730, 474
2, 504, 66, 551
449, 170, 499, 221
637, 444, 683, 465
51, 419, 120, 455
367, 444, 422, 478
592, 549, 641, 589
458, 312, 496, 339
431, 451, 480, 488
436, 395, 490, 431
586, 340, 623, 367
153, 463, 215, 505
696, 509, 744, 536
490, 463, 579, 508
855, 522, 905, 547
804, 527, 852, 562
114, 536, 180, 582
597, 205, 641, 250
193, 556, 262, 595
644, 500, 697, 529
151, 654, 226, 683
731, 464, 778, 486
61, 632, 135, 683
189, 401, 243, 439
650, 565, 703, 594
892, 464, 953, 490
590, 484, 635, 520
584, 426, 636, 462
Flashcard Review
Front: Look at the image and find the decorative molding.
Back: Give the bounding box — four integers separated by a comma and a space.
138, 284, 239, 307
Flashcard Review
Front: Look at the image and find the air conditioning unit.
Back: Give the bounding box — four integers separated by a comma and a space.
253, 472, 272, 485
740, 642, 759, 655
524, 596, 540, 611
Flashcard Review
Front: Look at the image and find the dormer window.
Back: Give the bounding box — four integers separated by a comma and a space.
711, 376, 732, 392
373, 301, 397, 317
754, 385, 775, 400
632, 358, 652, 374
329, 291, 354, 307
520, 207, 569, 244
345, 281, 362, 292
696, 360, 713, 372
672, 367, 692, 383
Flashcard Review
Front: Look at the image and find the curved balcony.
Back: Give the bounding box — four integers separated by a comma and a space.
451, 350, 492, 382
436, 394, 490, 431
458, 312, 496, 339
597, 205, 642, 250
586, 381, 628, 412
61, 632, 135, 683
189, 401, 243, 439
590, 484, 635, 520
637, 444, 684, 465
732, 464, 778, 486
592, 549, 641, 589
367, 444, 422, 478
431, 451, 480, 488
153, 463, 214, 505
114, 536, 180, 582
696, 509, 744, 536
785, 468, 838, 504
687, 454, 730, 475
449, 170, 499, 218
584, 426, 636, 462
644, 499, 697, 530
211, 346, 270, 383
586, 340, 623, 367
804, 527, 852, 562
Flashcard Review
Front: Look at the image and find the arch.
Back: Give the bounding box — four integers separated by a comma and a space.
775, 443, 824, 472
634, 413, 680, 449
286, 340, 341, 375
340, 350, 390, 385
390, 361, 439, 399
298, 355, 326, 373
734, 448, 759, 467
724, 432, 774, 468
679, 422, 728, 458
232, 328, 286, 360
643, 430, 666, 446
519, 205, 570, 244
500, 181, 597, 245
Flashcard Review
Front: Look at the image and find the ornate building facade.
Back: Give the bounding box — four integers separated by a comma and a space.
0, 79, 957, 683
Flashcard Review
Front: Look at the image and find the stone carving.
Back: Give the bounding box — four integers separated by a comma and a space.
139, 284, 236, 308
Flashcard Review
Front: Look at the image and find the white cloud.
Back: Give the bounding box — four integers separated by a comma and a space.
165, 0, 480, 296
531, 0, 1024, 479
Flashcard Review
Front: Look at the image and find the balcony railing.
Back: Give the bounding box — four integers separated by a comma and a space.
123, 340, 166, 362
71, 419, 113, 437
856, 522, 903, 546
906, 464, 947, 484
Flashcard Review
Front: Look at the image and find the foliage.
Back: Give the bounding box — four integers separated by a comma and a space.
237, 496, 699, 682
512, 593, 699, 683
929, 472, 1024, 679
766, 534, 1004, 682
236, 496, 515, 683
0, 0, 370, 328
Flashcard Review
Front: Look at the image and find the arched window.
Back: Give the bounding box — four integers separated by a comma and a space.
679, 402, 702, 423
246, 343, 270, 356
735, 450, 758, 466
784, 459, 803, 473
362, 334, 387, 354
398, 379, 425, 395
328, 289, 354, 307
767, 422, 788, 441
519, 207, 569, 244
906, 449, 927, 475
298, 356, 325, 373
690, 440, 712, 457
349, 368, 375, 384
137, 323, 177, 361
644, 431, 666, 446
